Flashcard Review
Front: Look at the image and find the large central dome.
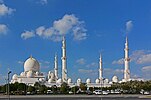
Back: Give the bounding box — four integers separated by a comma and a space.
24, 56, 40, 72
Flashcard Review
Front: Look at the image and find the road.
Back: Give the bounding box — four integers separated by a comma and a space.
0, 95, 151, 100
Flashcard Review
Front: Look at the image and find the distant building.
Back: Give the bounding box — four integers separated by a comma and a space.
11, 36, 143, 87
11, 55, 45, 86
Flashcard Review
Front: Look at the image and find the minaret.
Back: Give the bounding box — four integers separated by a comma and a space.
124, 37, 130, 81
99, 54, 103, 81
54, 53, 58, 80
61, 36, 67, 83
30, 54, 32, 59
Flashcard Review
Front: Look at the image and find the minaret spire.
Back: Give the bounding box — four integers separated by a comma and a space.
124, 36, 130, 81
62, 36, 67, 83
126, 36, 128, 44
99, 53, 103, 81
54, 53, 58, 80
30, 54, 32, 59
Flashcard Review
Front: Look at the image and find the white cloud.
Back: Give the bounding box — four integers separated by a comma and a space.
131, 74, 141, 79
44, 61, 50, 64
76, 58, 86, 65
0, 3, 15, 16
104, 68, 123, 79
41, 66, 49, 69
53, 14, 78, 35
142, 66, 151, 80
78, 69, 95, 74
86, 62, 98, 68
39, 0, 48, 5
39, 60, 50, 66
0, 24, 8, 35
113, 50, 151, 65
36, 26, 54, 38
30, 0, 48, 5
142, 66, 151, 71
136, 54, 151, 64
112, 58, 124, 65
114, 69, 124, 73
73, 26, 87, 40
22, 14, 87, 41
49, 35, 63, 42
18, 61, 24, 65
126, 20, 133, 33
36, 26, 45, 36
39, 14, 87, 41
130, 50, 146, 62
130, 50, 151, 64
21, 31, 35, 40
104, 68, 123, 74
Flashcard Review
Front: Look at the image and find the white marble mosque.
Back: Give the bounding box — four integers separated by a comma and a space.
11, 56, 45, 85
11, 37, 134, 87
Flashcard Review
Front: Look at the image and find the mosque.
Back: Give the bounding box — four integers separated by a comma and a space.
11, 36, 133, 87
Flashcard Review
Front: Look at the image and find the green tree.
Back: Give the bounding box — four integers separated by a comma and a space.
18, 83, 26, 91
80, 83, 87, 91
27, 86, 35, 92
39, 85, 47, 94
51, 85, 57, 94
34, 82, 41, 89
60, 82, 69, 94
1, 84, 7, 93
71, 86, 79, 94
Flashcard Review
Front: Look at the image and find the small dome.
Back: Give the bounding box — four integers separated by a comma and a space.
50, 73, 55, 79
122, 79, 126, 82
104, 78, 109, 83
27, 70, 33, 78
18, 78, 22, 83
48, 78, 55, 83
95, 79, 100, 84
48, 79, 52, 83
39, 78, 44, 82
86, 78, 91, 84
24, 56, 40, 72
12, 74, 18, 80
112, 76, 118, 83
48, 72, 55, 79
68, 78, 72, 84
35, 72, 39, 76
109, 81, 113, 84
48, 71, 51, 74
20, 72, 25, 77
77, 78, 82, 84
11, 80, 18, 83
56, 78, 62, 84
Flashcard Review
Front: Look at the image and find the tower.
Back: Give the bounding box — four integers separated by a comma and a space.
124, 37, 130, 81
99, 54, 103, 81
54, 53, 58, 80
61, 36, 67, 83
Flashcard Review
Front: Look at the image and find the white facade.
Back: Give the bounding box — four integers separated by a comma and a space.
54, 54, 58, 80
99, 54, 103, 81
11, 56, 45, 86
24, 56, 40, 72
112, 76, 118, 83
86, 54, 111, 88
86, 78, 91, 84
61, 37, 67, 83
124, 37, 130, 82
11, 36, 136, 88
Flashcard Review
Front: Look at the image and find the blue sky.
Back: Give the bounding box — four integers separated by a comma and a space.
0, 0, 151, 84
